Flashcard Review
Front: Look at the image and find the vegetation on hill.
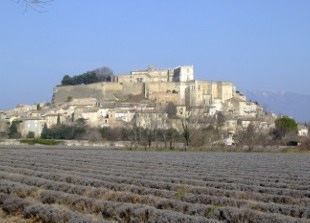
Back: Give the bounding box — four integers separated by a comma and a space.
272, 116, 298, 140
61, 66, 113, 86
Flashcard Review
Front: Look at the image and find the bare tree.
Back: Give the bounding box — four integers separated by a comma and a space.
235, 123, 269, 151
94, 66, 114, 82
160, 119, 179, 150
16, 0, 54, 12
180, 109, 206, 148
179, 107, 221, 149
165, 101, 177, 119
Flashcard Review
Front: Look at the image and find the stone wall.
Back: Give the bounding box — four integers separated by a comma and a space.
219, 82, 235, 102
131, 68, 171, 82
122, 83, 144, 96
146, 82, 185, 106
53, 82, 144, 104
184, 81, 235, 107
52, 77, 236, 109
148, 93, 181, 106
53, 83, 106, 104
146, 82, 180, 94
113, 66, 193, 84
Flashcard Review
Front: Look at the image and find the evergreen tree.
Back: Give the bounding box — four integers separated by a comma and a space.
41, 123, 49, 139
8, 121, 21, 139
272, 116, 298, 140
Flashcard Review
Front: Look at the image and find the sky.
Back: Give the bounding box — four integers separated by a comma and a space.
1, 0, 310, 110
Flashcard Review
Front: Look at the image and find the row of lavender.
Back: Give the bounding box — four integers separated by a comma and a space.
0, 148, 309, 222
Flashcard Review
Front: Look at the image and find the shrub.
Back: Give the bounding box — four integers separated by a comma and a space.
0, 193, 10, 204
24, 204, 42, 219
174, 188, 188, 199
20, 138, 60, 145
40, 191, 60, 204
26, 131, 35, 139
2, 197, 29, 214
41, 124, 86, 140
8, 120, 21, 139
300, 138, 310, 151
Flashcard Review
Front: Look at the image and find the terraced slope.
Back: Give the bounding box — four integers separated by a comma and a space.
0, 148, 309, 222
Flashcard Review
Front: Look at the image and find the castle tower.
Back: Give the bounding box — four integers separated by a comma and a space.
173, 66, 194, 82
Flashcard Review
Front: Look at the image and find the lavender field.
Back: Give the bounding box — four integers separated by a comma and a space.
0, 147, 309, 223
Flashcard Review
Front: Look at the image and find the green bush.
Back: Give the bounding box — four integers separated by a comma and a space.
8, 120, 22, 139
41, 124, 86, 140
26, 131, 35, 139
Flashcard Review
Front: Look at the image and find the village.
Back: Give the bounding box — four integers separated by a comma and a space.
0, 65, 308, 147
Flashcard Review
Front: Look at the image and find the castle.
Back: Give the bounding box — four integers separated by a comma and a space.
52, 65, 237, 109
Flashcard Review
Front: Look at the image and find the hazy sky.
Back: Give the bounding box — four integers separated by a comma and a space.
1, 0, 310, 109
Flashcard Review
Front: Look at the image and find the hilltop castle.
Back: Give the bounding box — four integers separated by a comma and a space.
1, 65, 282, 140
52, 65, 237, 109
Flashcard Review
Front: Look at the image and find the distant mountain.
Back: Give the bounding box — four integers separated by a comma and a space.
244, 90, 310, 123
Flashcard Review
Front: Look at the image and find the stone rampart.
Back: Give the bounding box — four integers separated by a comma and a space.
122, 83, 144, 96
146, 82, 181, 94
53, 82, 145, 104
52, 78, 236, 107
148, 93, 181, 106
53, 83, 105, 104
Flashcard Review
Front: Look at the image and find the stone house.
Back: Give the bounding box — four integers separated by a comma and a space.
114, 109, 135, 123
20, 117, 45, 138
298, 125, 308, 137
42, 113, 64, 128
113, 65, 193, 84
228, 98, 262, 117
13, 104, 36, 113
208, 99, 224, 116
133, 111, 168, 130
